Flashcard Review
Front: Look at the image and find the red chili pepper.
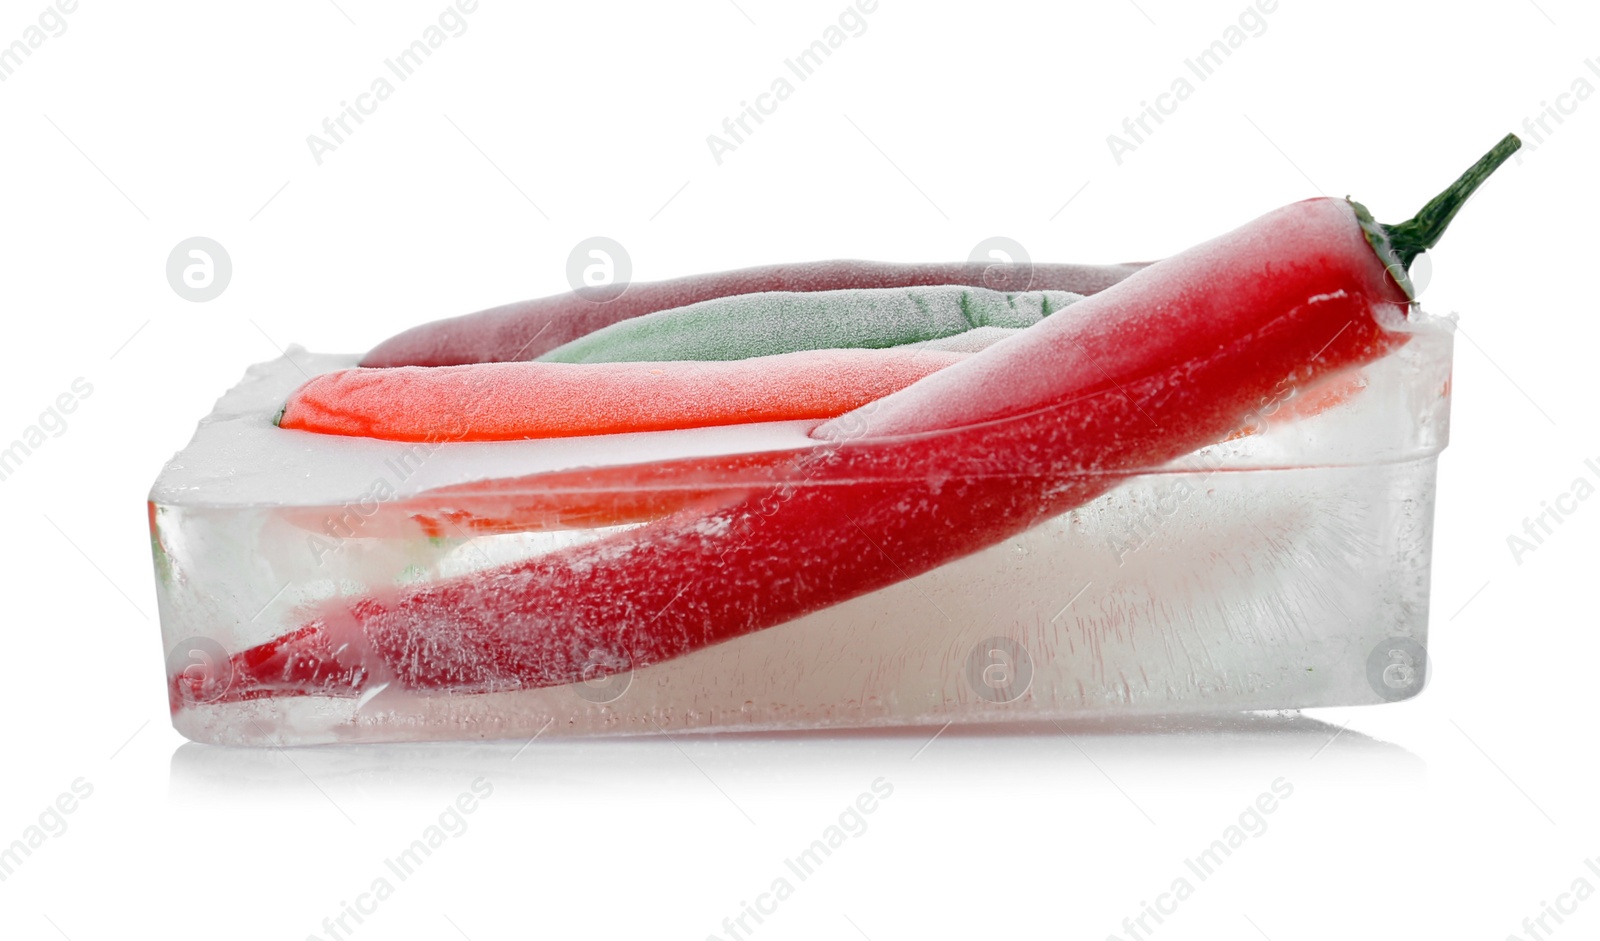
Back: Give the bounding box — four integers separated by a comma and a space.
360, 259, 1148, 367
276, 364, 1367, 542
179, 136, 1518, 707
279, 348, 966, 442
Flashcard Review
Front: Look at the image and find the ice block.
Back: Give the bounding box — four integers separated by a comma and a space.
153, 323, 1451, 745
152, 136, 1518, 745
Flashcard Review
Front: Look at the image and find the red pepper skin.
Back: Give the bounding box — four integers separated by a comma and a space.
276, 368, 1366, 542
280, 349, 966, 442
184, 197, 1410, 706
359, 260, 1149, 367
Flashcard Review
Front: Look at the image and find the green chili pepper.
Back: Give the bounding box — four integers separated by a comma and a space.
534, 286, 1082, 363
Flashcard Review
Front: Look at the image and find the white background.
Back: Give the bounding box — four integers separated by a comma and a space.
1, 1, 1596, 938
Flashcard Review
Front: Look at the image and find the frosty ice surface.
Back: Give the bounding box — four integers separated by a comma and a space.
152, 310, 1452, 746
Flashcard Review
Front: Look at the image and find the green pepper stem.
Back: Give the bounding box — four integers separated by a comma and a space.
1383, 133, 1521, 270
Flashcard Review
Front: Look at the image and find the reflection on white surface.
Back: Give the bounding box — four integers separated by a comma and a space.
170, 711, 1422, 805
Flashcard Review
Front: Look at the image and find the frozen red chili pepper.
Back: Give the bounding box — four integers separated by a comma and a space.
176, 135, 1518, 707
